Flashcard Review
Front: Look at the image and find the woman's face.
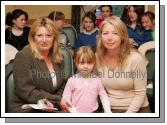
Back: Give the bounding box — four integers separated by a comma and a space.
128, 6, 138, 23
101, 6, 112, 18
83, 17, 94, 32
101, 23, 121, 50
55, 19, 65, 31
141, 15, 154, 30
13, 14, 26, 29
34, 26, 54, 53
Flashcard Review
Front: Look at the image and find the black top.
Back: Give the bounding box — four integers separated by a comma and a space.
5, 26, 30, 50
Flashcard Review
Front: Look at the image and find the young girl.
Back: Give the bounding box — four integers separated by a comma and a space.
95, 5, 112, 28
141, 11, 155, 41
5, 9, 30, 50
48, 11, 74, 56
126, 5, 153, 47
61, 46, 111, 113
75, 11, 98, 52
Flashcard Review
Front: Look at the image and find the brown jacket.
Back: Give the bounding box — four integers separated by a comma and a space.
9, 46, 66, 112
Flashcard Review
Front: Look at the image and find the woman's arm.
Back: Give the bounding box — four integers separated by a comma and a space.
126, 53, 147, 113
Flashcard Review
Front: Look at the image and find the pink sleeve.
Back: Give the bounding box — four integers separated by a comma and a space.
97, 78, 107, 96
62, 77, 73, 101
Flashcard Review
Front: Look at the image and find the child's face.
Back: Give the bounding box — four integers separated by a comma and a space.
76, 61, 95, 77
101, 6, 112, 18
141, 15, 154, 30
83, 17, 94, 32
128, 6, 138, 23
55, 19, 65, 31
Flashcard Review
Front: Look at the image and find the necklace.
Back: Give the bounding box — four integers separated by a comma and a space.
9, 27, 27, 50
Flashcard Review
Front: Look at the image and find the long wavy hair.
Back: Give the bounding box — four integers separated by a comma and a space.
28, 17, 63, 63
96, 16, 130, 70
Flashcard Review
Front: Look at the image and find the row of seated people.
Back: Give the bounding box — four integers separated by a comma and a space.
6, 5, 155, 55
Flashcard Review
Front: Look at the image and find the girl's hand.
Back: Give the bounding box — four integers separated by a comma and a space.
60, 98, 72, 112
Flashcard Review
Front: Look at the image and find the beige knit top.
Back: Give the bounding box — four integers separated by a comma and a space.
96, 51, 149, 113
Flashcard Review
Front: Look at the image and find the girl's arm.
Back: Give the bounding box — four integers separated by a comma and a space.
99, 94, 111, 113
98, 78, 112, 113
61, 77, 78, 112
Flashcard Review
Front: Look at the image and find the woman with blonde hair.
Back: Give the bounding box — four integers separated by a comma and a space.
96, 16, 151, 113
9, 17, 66, 112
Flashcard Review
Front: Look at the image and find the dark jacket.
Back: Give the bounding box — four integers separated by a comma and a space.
9, 46, 66, 112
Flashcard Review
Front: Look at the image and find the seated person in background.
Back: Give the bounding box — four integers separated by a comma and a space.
141, 11, 155, 41
121, 5, 130, 24
75, 11, 98, 52
48, 11, 74, 56
5, 9, 30, 51
126, 5, 153, 47
9, 17, 66, 113
95, 5, 112, 28
61, 46, 111, 113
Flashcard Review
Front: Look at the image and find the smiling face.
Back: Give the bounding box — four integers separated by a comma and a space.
101, 23, 121, 50
13, 14, 27, 29
34, 26, 54, 53
141, 15, 155, 30
83, 17, 94, 32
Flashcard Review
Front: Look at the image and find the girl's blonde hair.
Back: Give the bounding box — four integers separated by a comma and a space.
28, 17, 63, 63
75, 46, 96, 65
96, 16, 130, 69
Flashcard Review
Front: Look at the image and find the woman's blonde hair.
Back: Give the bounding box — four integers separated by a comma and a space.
75, 46, 96, 66
28, 17, 63, 63
96, 16, 130, 69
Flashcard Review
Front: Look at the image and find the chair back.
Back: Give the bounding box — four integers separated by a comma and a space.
5, 62, 14, 112
62, 24, 77, 49
138, 41, 155, 113
60, 45, 74, 79
5, 44, 18, 65
138, 41, 155, 81
145, 49, 155, 81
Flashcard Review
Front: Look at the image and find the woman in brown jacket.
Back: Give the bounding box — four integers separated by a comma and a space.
9, 17, 66, 113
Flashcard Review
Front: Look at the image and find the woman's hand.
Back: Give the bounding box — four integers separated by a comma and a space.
60, 98, 72, 112
41, 99, 55, 112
